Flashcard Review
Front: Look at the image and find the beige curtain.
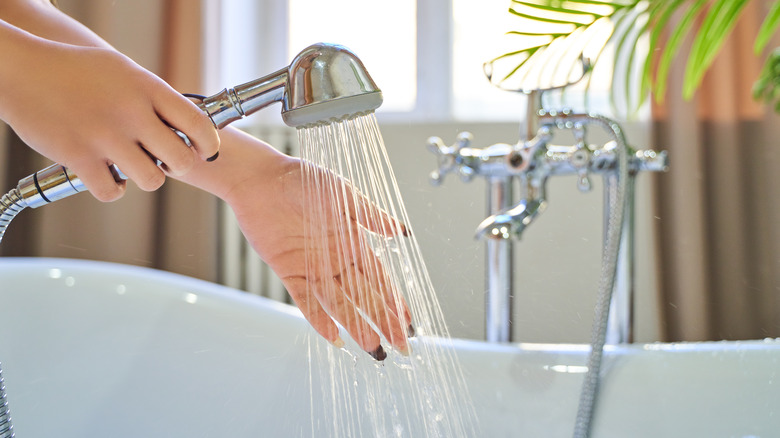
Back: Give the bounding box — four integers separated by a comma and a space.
0, 0, 219, 282
653, 1, 780, 341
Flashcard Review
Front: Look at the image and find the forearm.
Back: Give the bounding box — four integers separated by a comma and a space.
0, 18, 74, 123
0, 0, 114, 129
0, 0, 110, 48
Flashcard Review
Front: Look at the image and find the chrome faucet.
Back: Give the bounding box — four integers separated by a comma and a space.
426, 92, 667, 343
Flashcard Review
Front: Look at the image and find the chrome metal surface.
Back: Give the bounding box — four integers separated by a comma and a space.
17, 164, 85, 209
201, 68, 287, 129
605, 172, 635, 344
0, 189, 26, 246
485, 177, 514, 343
282, 43, 382, 127
0, 363, 12, 438
199, 43, 382, 129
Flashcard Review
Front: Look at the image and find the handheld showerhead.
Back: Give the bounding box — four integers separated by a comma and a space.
282, 43, 383, 127
202, 42, 382, 129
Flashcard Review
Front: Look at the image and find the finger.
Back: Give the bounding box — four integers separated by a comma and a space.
336, 266, 408, 354
109, 142, 166, 192
353, 248, 413, 329
316, 276, 383, 358
347, 189, 407, 237
283, 277, 342, 346
70, 160, 127, 202
154, 93, 220, 162
324, 175, 405, 238
340, 216, 413, 328
139, 121, 196, 176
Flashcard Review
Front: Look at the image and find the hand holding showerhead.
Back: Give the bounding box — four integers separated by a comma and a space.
13, 43, 383, 210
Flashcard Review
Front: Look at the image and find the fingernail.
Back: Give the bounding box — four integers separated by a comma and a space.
331, 336, 345, 348
407, 324, 416, 338
206, 151, 220, 162
401, 224, 410, 237
398, 343, 411, 357
368, 345, 387, 361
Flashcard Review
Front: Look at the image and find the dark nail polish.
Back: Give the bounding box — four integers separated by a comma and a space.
401, 224, 410, 237
407, 324, 416, 338
368, 345, 387, 361
207, 151, 220, 162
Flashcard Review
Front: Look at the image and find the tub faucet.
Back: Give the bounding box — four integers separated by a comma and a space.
426, 94, 667, 344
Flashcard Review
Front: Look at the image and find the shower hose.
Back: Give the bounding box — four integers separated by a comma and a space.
0, 187, 25, 438
570, 115, 629, 438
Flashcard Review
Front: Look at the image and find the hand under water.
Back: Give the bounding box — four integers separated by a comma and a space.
204, 128, 413, 360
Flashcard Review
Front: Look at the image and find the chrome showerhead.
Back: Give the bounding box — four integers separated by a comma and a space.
282, 43, 383, 127
201, 43, 383, 129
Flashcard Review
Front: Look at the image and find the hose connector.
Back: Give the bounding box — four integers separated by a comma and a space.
16, 164, 87, 209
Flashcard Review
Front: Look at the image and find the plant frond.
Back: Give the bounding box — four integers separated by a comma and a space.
755, 1, 780, 53
495, 0, 780, 116
512, 0, 607, 19
508, 8, 588, 26
652, 0, 707, 102
615, 4, 651, 115
491, 0, 640, 92
752, 47, 780, 108
641, 0, 685, 101
682, 0, 750, 99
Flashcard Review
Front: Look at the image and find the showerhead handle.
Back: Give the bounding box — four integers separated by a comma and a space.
17, 128, 192, 209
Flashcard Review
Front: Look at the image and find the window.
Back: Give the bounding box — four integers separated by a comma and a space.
287, 0, 417, 113
206, 0, 632, 125
451, 0, 527, 121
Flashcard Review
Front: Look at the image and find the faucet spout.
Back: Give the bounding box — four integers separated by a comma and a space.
475, 198, 546, 240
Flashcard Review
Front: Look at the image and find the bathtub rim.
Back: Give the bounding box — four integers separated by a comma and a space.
1, 256, 778, 356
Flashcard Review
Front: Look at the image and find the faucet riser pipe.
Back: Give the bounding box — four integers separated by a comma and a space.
485, 176, 514, 343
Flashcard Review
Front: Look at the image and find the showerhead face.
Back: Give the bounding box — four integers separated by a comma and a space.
282, 43, 383, 128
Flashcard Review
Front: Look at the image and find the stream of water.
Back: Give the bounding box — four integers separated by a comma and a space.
297, 113, 479, 437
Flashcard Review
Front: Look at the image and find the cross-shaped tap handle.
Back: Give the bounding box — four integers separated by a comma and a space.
426, 132, 475, 185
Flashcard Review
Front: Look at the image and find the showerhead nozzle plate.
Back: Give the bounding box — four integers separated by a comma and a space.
282, 91, 382, 128
282, 43, 383, 128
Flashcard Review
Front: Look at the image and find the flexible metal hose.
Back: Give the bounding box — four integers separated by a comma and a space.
0, 188, 24, 438
0, 188, 26, 246
570, 115, 629, 438
0, 362, 13, 438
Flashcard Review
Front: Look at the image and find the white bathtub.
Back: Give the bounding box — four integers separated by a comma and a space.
0, 258, 777, 437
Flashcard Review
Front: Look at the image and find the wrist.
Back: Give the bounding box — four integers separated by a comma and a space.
173, 126, 299, 205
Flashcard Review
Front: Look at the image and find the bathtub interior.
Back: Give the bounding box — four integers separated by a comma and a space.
0, 258, 778, 437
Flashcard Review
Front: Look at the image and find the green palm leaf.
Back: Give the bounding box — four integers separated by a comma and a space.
682, 0, 749, 99
493, 0, 780, 115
